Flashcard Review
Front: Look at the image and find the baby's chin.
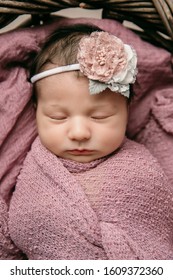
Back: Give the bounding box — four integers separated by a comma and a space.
63, 155, 98, 163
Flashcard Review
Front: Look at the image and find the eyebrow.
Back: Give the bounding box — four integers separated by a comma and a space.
43, 104, 66, 112
49, 104, 61, 107
90, 103, 116, 110
48, 104, 65, 109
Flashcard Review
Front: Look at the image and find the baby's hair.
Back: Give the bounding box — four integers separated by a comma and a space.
30, 24, 103, 104
30, 24, 103, 78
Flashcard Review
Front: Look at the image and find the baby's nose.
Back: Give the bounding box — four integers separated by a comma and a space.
68, 117, 91, 141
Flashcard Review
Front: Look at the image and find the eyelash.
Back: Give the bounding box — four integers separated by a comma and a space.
49, 115, 111, 121
50, 116, 67, 120
91, 115, 110, 120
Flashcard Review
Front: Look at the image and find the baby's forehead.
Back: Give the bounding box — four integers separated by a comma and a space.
35, 70, 126, 105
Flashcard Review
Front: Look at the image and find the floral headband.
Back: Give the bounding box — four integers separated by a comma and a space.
31, 31, 137, 98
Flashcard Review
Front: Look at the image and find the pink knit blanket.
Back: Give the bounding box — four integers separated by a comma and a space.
7, 137, 173, 259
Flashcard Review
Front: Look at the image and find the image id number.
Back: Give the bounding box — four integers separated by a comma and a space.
104, 266, 163, 276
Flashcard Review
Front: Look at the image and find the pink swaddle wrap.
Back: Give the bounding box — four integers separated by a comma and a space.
6, 137, 173, 260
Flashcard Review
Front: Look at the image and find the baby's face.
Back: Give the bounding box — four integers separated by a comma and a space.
35, 71, 128, 163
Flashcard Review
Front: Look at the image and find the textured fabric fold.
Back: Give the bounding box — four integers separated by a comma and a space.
152, 89, 173, 134
100, 223, 146, 260
0, 195, 25, 259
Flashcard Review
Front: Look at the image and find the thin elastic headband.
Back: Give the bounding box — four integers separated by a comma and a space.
30, 64, 80, 83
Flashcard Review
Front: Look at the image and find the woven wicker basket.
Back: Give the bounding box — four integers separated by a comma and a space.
0, 0, 172, 52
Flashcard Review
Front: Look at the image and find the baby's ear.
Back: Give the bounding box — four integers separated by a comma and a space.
126, 105, 129, 123
33, 103, 37, 109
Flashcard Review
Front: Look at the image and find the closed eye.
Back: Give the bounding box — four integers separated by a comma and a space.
49, 115, 67, 120
91, 115, 111, 120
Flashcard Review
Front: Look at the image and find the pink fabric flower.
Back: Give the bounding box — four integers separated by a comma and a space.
77, 31, 128, 82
